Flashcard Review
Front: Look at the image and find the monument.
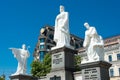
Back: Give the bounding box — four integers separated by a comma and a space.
9, 44, 30, 75
9, 44, 37, 80
47, 5, 77, 80
52, 5, 71, 50
82, 22, 104, 63
80, 22, 112, 80
8, 5, 112, 80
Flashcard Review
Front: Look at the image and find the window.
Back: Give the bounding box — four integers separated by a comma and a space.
40, 38, 45, 43
40, 51, 45, 62
47, 39, 51, 43
110, 69, 114, 77
108, 55, 112, 62
47, 45, 50, 49
75, 44, 79, 49
40, 45, 44, 49
117, 54, 120, 60
49, 34, 53, 40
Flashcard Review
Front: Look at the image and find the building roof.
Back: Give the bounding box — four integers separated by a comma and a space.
104, 35, 120, 46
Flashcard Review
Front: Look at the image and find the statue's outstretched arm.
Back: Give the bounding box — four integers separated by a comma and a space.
9, 48, 20, 58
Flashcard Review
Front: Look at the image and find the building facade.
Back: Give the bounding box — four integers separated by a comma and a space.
78, 35, 120, 80
104, 35, 120, 80
33, 25, 83, 62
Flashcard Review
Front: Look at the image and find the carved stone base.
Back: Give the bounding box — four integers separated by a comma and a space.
50, 47, 77, 71
80, 61, 112, 80
9, 74, 37, 80
47, 70, 73, 80
47, 47, 77, 80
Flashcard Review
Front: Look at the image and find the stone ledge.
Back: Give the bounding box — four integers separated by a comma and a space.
80, 61, 112, 69
9, 74, 37, 80
50, 46, 77, 54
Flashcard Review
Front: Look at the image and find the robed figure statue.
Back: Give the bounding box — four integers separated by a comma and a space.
82, 22, 104, 63
53, 5, 70, 49
9, 44, 30, 75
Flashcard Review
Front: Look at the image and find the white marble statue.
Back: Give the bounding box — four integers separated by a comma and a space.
53, 5, 70, 49
9, 44, 30, 75
82, 22, 104, 63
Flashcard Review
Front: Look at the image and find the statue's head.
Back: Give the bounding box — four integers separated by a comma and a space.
60, 5, 65, 13
22, 44, 26, 49
84, 22, 90, 29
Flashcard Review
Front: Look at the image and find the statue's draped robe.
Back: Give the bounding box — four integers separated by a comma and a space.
54, 12, 70, 47
11, 48, 29, 75
83, 27, 104, 62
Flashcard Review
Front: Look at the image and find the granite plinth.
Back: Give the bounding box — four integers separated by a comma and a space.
9, 74, 37, 80
47, 47, 77, 80
80, 61, 112, 80
50, 47, 77, 72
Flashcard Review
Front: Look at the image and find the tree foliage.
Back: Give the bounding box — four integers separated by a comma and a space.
31, 53, 81, 77
31, 53, 51, 77
0, 74, 5, 80
74, 54, 81, 71
0, 77, 5, 80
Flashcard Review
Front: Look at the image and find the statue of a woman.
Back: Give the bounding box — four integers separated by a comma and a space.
83, 22, 104, 63
53, 5, 70, 49
9, 44, 30, 75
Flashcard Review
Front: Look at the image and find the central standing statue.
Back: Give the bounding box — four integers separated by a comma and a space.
53, 5, 70, 49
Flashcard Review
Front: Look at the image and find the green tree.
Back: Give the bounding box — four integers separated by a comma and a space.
31, 53, 81, 77
31, 53, 51, 78
43, 53, 51, 74
0, 74, 5, 80
74, 54, 81, 71
0, 77, 4, 80
31, 61, 42, 77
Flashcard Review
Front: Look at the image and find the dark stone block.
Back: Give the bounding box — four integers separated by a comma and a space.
80, 61, 112, 80
47, 47, 76, 80
9, 74, 37, 80
50, 47, 77, 72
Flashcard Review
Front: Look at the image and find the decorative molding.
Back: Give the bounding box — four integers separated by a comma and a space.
50, 47, 77, 54
104, 44, 119, 52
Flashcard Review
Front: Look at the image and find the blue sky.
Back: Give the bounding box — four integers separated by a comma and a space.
0, 0, 120, 79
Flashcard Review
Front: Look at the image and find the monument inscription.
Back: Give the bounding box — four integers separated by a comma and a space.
53, 53, 62, 64
52, 52, 64, 69
83, 67, 101, 80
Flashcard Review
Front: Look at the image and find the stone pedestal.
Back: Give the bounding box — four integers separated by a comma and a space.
47, 47, 77, 80
9, 74, 37, 80
80, 61, 112, 80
